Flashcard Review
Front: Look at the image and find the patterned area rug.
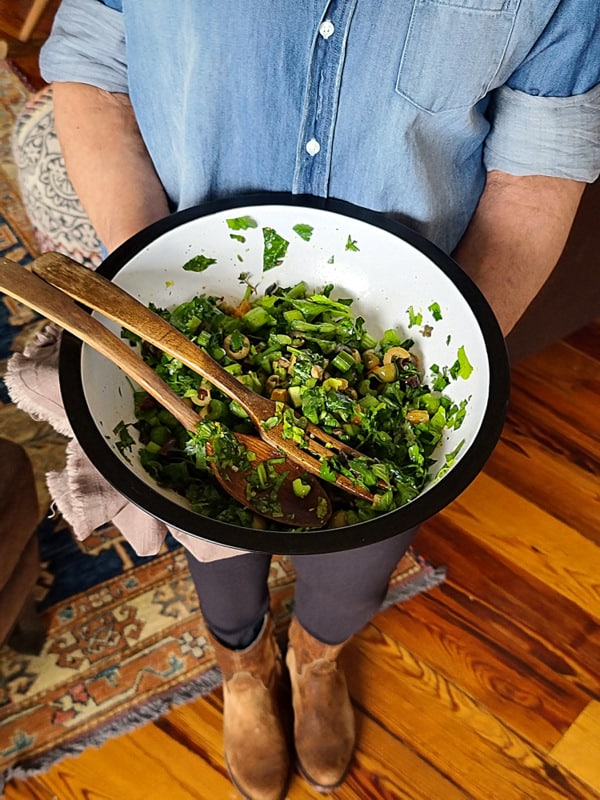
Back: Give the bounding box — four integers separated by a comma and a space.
0, 517, 445, 789
0, 59, 446, 789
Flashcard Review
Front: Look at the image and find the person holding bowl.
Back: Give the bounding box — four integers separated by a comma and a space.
8, 3, 600, 799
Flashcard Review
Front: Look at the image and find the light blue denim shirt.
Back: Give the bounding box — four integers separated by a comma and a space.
41, 0, 600, 254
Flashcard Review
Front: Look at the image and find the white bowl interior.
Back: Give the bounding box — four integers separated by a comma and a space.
80, 203, 492, 514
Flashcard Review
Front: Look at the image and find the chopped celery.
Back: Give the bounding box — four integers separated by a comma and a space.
292, 478, 312, 498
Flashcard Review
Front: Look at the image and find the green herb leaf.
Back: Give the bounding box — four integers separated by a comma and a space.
262, 227, 290, 271
450, 345, 473, 380
429, 363, 450, 391
345, 235, 360, 252
293, 223, 314, 241
435, 439, 466, 480
182, 254, 217, 272
319, 458, 338, 483
226, 215, 258, 231
113, 420, 135, 454
121, 328, 142, 346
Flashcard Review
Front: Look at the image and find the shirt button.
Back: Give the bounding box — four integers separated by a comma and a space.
319, 20, 335, 39
305, 138, 321, 156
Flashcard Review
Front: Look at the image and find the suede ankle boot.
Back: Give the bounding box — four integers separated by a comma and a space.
285, 616, 355, 792
208, 615, 290, 800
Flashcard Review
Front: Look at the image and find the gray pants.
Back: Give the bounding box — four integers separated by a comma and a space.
186, 527, 418, 648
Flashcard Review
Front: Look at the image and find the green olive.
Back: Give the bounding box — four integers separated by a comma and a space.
330, 510, 348, 528
270, 388, 290, 403
382, 346, 411, 364
191, 386, 212, 406
369, 363, 398, 383
223, 333, 251, 360
362, 350, 380, 370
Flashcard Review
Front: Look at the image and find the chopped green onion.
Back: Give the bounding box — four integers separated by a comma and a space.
292, 478, 312, 498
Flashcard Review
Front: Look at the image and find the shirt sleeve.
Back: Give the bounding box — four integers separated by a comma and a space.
39, 0, 128, 94
484, 83, 600, 182
484, 1, 600, 182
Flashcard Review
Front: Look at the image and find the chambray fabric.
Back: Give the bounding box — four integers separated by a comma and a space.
41, 0, 600, 255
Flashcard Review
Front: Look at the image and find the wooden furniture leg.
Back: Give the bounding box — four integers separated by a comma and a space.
0, 438, 45, 653
18, 0, 51, 42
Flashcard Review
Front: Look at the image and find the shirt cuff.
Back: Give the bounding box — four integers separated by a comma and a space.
484, 83, 600, 183
39, 0, 128, 94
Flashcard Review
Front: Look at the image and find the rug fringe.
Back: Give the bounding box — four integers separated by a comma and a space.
1, 666, 223, 791
382, 565, 447, 609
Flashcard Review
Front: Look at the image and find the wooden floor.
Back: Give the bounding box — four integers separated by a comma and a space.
2, 327, 598, 800
2, 6, 600, 798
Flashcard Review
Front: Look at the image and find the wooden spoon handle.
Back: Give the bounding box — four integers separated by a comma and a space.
0, 257, 200, 432
30, 251, 273, 425
0, 257, 332, 527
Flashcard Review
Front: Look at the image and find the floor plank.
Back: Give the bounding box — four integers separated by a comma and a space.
511, 342, 600, 440
551, 701, 600, 792
4, 722, 237, 800
378, 593, 592, 751
417, 510, 600, 688
485, 430, 600, 545
350, 623, 598, 800
429, 472, 600, 614
565, 320, 600, 361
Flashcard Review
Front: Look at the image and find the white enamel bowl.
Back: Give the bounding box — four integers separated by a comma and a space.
60, 194, 510, 554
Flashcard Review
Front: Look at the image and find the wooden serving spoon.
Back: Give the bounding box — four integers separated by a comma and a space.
30, 251, 375, 502
0, 256, 332, 529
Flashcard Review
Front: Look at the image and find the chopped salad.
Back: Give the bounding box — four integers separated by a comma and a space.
119, 271, 470, 531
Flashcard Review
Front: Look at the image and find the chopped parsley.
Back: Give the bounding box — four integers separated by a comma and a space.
226, 215, 258, 231
450, 345, 473, 380
434, 439, 466, 481
113, 420, 135, 455
182, 254, 217, 272
429, 364, 451, 392
345, 235, 360, 252
293, 223, 314, 241
262, 227, 290, 271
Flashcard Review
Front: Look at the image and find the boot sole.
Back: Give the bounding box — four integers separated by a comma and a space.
226, 755, 290, 800
296, 756, 352, 794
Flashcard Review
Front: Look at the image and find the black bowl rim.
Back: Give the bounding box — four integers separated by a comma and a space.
59, 192, 510, 555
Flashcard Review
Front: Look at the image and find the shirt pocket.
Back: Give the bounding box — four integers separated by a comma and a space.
396, 0, 519, 113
